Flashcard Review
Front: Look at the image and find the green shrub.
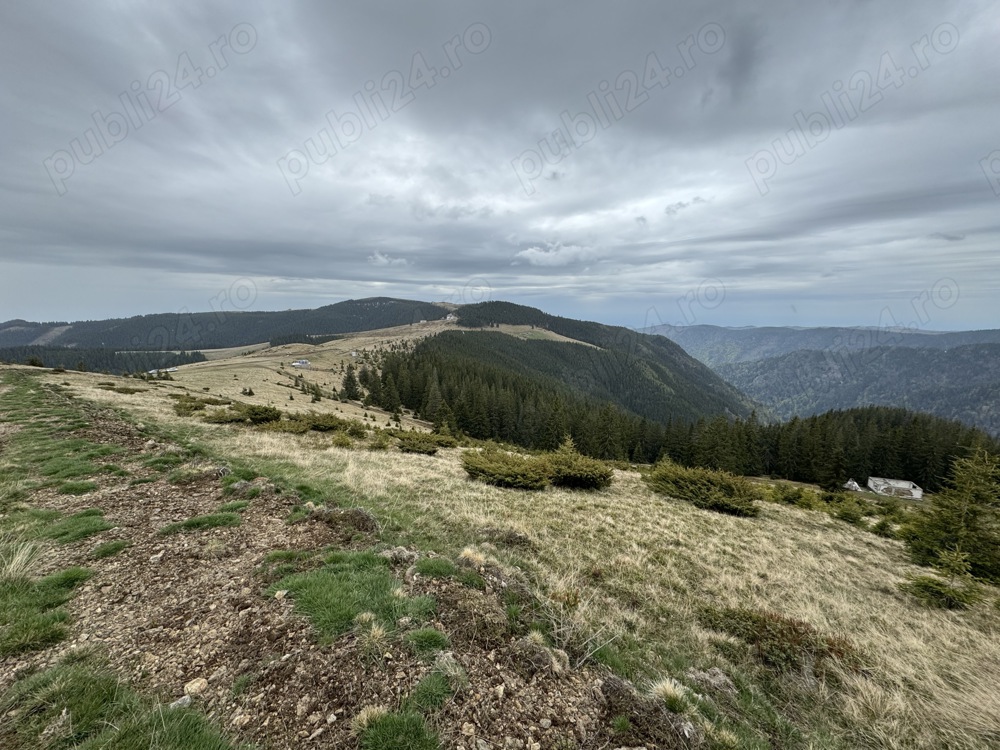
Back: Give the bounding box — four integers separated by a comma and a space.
258, 419, 312, 434
305, 412, 350, 432
548, 441, 613, 490
398, 434, 439, 455
645, 461, 762, 517
204, 403, 282, 425
900, 575, 983, 610
461, 449, 550, 490
833, 499, 866, 526
871, 517, 897, 539
699, 606, 858, 674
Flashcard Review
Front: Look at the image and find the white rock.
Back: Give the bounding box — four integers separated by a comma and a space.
184, 678, 208, 696
169, 695, 192, 709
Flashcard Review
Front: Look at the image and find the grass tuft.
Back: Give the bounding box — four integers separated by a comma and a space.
405, 628, 450, 660
359, 711, 440, 750
91, 539, 130, 559
158, 513, 241, 536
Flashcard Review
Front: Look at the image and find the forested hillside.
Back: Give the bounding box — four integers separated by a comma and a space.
0, 298, 447, 350
717, 344, 1000, 437
352, 331, 996, 490
0, 347, 206, 374
455, 301, 755, 415
650, 324, 1000, 367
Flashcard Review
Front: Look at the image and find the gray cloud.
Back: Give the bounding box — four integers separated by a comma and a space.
1, 0, 998, 331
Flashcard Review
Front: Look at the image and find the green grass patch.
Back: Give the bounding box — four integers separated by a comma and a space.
91, 540, 130, 559
0, 656, 236, 749
268, 551, 434, 639
404, 672, 452, 713
58, 480, 99, 495
0, 566, 92, 656
405, 628, 450, 660
142, 454, 188, 471
158, 513, 241, 536
217, 500, 250, 513
359, 711, 440, 750
414, 557, 458, 579
39, 509, 113, 544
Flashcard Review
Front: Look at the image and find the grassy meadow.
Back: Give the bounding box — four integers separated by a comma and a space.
3, 360, 999, 749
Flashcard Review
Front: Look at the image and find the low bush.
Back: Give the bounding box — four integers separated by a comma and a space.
204, 403, 283, 425
398, 433, 439, 455
461, 449, 550, 490
645, 461, 762, 517
899, 575, 983, 610
548, 450, 613, 490
698, 605, 858, 674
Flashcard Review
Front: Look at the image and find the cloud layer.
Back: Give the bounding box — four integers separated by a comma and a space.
1, 1, 998, 330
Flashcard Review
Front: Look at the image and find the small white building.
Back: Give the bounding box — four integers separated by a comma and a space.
843, 478, 862, 492
867, 477, 923, 500
291, 359, 311, 368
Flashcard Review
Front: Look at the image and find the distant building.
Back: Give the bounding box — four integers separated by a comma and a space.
843, 478, 862, 492
291, 359, 311, 368
867, 477, 923, 500
445, 313, 457, 321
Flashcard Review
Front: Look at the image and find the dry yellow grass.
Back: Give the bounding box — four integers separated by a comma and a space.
203, 427, 999, 749
16, 352, 1000, 748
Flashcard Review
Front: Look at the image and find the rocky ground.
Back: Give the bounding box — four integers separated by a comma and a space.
2, 400, 702, 749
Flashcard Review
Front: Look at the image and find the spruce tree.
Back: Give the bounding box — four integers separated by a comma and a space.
904, 450, 1000, 582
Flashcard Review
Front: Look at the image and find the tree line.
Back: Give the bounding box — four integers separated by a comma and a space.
352, 337, 997, 492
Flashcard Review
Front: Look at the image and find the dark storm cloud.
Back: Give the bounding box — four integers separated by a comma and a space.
1, 0, 998, 329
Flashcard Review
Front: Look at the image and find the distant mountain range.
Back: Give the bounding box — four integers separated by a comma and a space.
648, 323, 1000, 368
646, 324, 1000, 436
714, 344, 1000, 437
0, 297, 447, 350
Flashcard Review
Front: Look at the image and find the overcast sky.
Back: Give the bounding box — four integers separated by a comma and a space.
2, 1, 998, 331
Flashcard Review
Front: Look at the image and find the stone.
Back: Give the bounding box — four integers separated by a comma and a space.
231, 713, 252, 728
274, 590, 288, 600
149, 550, 165, 564
184, 678, 208, 696
168, 695, 192, 709
539, 718, 552, 729
462, 722, 476, 736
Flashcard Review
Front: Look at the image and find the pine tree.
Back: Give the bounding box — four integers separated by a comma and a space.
342, 364, 361, 401
905, 450, 1000, 582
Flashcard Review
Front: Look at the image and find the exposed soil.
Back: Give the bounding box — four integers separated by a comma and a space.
1, 402, 695, 749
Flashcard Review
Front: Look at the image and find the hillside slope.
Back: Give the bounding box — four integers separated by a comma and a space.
454, 301, 756, 420
5, 365, 999, 749
717, 344, 1000, 437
